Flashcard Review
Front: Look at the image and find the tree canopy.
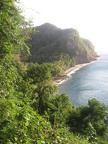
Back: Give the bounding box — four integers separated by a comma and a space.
26, 23, 98, 65
0, 1, 107, 144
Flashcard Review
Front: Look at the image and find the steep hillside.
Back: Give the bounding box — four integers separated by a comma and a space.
27, 23, 97, 64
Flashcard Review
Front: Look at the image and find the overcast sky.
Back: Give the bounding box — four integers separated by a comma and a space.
20, 0, 108, 54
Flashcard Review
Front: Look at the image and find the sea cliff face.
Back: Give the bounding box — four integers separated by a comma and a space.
26, 23, 98, 64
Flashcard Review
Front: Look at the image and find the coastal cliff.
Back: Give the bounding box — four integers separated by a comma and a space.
26, 23, 98, 65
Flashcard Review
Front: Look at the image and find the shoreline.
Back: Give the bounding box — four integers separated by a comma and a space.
54, 61, 95, 86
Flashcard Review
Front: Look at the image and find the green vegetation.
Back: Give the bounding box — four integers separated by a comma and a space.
26, 23, 98, 65
0, 0, 107, 144
25, 23, 98, 78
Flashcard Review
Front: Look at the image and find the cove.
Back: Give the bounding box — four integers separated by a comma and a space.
58, 54, 108, 106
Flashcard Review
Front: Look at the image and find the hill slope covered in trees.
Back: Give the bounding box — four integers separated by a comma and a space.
27, 23, 98, 64
1, 1, 108, 144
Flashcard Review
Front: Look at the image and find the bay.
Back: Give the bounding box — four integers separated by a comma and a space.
58, 54, 108, 106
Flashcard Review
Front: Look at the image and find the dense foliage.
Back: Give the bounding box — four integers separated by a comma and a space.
26, 23, 98, 65
25, 23, 98, 79
0, 1, 108, 144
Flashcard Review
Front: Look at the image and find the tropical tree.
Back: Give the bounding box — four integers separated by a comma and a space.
47, 94, 73, 128
67, 99, 108, 142
0, 0, 30, 60
26, 63, 57, 114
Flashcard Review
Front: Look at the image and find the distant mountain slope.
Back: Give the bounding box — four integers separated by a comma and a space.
27, 23, 97, 64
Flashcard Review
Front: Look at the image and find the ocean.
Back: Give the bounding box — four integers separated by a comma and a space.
58, 54, 108, 106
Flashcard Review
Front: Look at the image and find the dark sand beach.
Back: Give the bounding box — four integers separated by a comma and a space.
54, 63, 90, 86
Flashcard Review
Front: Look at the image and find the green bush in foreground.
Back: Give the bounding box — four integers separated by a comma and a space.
0, 1, 108, 144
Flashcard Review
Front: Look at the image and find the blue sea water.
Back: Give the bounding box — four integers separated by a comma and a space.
58, 54, 108, 106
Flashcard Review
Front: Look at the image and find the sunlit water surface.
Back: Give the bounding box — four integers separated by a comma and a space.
58, 54, 108, 106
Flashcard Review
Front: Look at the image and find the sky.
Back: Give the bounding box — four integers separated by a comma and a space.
20, 0, 108, 54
